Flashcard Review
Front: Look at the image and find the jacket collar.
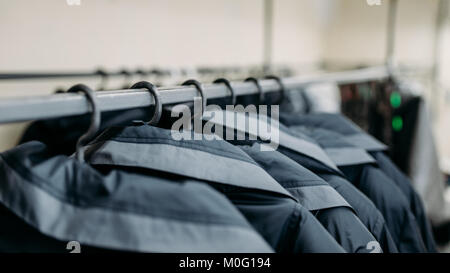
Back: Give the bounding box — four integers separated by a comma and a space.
85, 125, 296, 201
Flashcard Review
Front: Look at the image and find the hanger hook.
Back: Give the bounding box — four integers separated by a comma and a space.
67, 84, 100, 162
135, 68, 149, 81
120, 69, 132, 89
245, 77, 265, 105
95, 68, 108, 91
182, 79, 206, 117
130, 81, 162, 126
265, 75, 285, 105
213, 78, 236, 106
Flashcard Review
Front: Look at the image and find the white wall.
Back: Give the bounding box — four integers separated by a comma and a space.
394, 0, 439, 67
272, 0, 325, 66
0, 0, 330, 97
0, 0, 264, 71
322, 0, 439, 68
322, 0, 389, 66
0, 0, 332, 73
0, 0, 327, 151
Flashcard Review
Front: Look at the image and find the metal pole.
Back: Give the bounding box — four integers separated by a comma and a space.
263, 0, 274, 72
431, 0, 448, 119
0, 66, 389, 124
386, 0, 398, 70
0, 72, 103, 80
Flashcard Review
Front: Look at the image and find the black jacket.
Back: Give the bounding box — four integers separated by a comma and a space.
280, 112, 436, 252
224, 129, 397, 252
370, 151, 437, 252
199, 109, 398, 252
288, 125, 427, 252
83, 125, 346, 253
237, 143, 380, 253
279, 113, 388, 151
0, 141, 273, 253
272, 145, 399, 253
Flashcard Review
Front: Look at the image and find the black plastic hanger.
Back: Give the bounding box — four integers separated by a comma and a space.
130, 81, 162, 126
66, 84, 100, 162
213, 78, 236, 106
95, 68, 108, 91
265, 75, 285, 105
120, 69, 132, 89
182, 79, 206, 118
245, 77, 265, 105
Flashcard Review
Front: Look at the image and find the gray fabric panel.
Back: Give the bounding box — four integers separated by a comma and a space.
346, 134, 388, 151
203, 110, 339, 171
286, 185, 351, 211
86, 140, 294, 200
0, 159, 273, 253
324, 147, 376, 167
279, 129, 338, 170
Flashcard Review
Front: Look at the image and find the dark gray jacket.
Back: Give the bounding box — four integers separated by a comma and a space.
0, 141, 273, 253
228, 133, 398, 253
83, 125, 346, 253
287, 125, 427, 252
280, 112, 436, 252
237, 143, 380, 253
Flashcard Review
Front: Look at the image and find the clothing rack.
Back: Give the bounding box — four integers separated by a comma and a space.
0, 66, 390, 125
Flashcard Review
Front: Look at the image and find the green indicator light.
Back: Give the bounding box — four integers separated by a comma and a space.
390, 92, 402, 108
392, 116, 403, 131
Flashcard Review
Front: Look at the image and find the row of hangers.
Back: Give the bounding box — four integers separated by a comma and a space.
65, 75, 286, 163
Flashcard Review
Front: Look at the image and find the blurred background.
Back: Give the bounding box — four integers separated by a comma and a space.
0, 0, 450, 250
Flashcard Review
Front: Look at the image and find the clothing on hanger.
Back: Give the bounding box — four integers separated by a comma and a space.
288, 125, 427, 252
222, 116, 398, 253
82, 125, 346, 253
0, 141, 273, 253
237, 143, 382, 253
279, 112, 388, 151
4, 72, 441, 253
279, 112, 437, 252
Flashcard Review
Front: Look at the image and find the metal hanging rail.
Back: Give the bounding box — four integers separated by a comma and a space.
0, 66, 277, 81
0, 72, 107, 80
0, 66, 389, 125
0, 69, 169, 81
